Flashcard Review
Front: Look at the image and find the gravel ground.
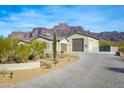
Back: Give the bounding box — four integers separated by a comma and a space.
10, 52, 124, 88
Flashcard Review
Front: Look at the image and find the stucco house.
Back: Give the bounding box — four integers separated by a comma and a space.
19, 34, 70, 53
19, 33, 99, 53
66, 33, 99, 53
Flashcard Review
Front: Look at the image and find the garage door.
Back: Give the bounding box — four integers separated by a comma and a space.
72, 38, 84, 51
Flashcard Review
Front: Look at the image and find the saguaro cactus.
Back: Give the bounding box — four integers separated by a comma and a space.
53, 31, 57, 61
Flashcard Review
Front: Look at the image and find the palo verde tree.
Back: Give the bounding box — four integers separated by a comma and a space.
30, 40, 48, 58
53, 31, 57, 61
0, 37, 32, 63
15, 44, 32, 62
0, 38, 19, 63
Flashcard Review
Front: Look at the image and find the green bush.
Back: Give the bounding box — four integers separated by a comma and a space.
0, 38, 19, 63
6, 57, 21, 63
15, 44, 32, 62
31, 41, 48, 59
119, 47, 124, 53
0, 37, 48, 64
14, 57, 21, 63
28, 54, 35, 60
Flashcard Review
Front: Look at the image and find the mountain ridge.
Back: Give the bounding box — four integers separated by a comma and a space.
8, 23, 124, 42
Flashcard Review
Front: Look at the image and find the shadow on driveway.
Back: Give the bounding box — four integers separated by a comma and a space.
105, 67, 124, 73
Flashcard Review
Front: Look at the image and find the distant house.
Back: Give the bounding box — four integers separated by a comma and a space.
18, 33, 99, 53
99, 46, 118, 54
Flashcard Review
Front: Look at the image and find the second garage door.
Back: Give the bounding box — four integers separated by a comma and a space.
72, 38, 84, 51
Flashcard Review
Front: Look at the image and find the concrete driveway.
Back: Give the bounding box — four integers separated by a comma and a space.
10, 52, 124, 88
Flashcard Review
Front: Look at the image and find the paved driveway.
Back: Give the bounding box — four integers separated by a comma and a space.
10, 52, 124, 88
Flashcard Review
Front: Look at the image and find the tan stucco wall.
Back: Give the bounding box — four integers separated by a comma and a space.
110, 46, 118, 52
0, 61, 40, 70
67, 34, 99, 53
88, 37, 99, 52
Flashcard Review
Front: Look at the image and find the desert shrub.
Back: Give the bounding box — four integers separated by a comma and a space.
41, 62, 52, 69
0, 38, 19, 63
119, 47, 124, 53
6, 57, 21, 63
99, 42, 112, 46
15, 44, 32, 62
0, 38, 32, 63
14, 58, 21, 63
28, 54, 35, 60
44, 63, 52, 69
31, 41, 48, 59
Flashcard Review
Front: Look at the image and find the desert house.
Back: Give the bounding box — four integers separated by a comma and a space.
19, 34, 69, 53
66, 33, 99, 53
19, 33, 99, 53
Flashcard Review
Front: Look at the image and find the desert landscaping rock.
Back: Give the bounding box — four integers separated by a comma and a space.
10, 52, 124, 88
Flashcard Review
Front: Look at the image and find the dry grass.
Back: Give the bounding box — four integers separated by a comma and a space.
0, 56, 79, 87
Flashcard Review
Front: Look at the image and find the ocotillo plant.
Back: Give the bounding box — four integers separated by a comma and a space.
53, 31, 57, 61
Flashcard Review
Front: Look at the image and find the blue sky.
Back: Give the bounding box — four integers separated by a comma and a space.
0, 5, 124, 37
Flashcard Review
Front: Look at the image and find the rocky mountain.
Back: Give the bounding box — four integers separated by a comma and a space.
96, 31, 124, 42
8, 31, 31, 39
8, 23, 124, 42
8, 23, 86, 39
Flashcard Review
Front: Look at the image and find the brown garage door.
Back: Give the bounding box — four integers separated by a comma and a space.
72, 38, 84, 51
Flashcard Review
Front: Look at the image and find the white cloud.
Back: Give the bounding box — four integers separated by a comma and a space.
0, 6, 124, 37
